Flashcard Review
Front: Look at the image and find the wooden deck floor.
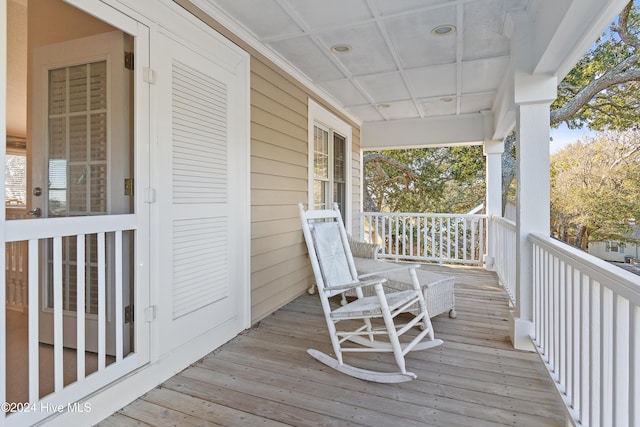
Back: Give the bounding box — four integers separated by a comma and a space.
99, 265, 566, 427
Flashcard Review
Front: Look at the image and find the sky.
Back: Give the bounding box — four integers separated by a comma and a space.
549, 123, 595, 154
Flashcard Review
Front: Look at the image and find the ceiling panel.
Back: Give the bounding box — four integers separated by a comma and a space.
420, 97, 457, 117
292, 0, 372, 29
269, 36, 345, 82
378, 100, 420, 120
461, 57, 509, 93
318, 22, 398, 76
405, 64, 457, 99
385, 7, 457, 69
205, 0, 302, 39
462, 0, 511, 61
355, 72, 409, 103
374, 0, 454, 17
459, 93, 495, 114
347, 104, 384, 122
319, 79, 369, 105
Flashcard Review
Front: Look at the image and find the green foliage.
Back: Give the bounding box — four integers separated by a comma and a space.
551, 2, 640, 130
364, 146, 485, 214
550, 131, 640, 246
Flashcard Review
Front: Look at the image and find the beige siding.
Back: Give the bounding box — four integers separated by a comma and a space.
171, 0, 362, 324
351, 126, 362, 236
249, 57, 361, 322
250, 58, 309, 322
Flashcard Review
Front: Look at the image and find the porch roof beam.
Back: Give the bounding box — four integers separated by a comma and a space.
360, 112, 487, 150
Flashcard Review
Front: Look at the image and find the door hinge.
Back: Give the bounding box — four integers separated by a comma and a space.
144, 306, 157, 322
124, 304, 134, 323
143, 67, 156, 84
124, 178, 134, 196
124, 51, 134, 70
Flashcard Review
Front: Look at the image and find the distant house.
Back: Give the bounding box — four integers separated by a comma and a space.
588, 226, 640, 263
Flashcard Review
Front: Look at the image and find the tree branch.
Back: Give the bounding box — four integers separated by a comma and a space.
550, 64, 640, 126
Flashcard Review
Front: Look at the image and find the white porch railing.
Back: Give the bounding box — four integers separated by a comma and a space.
530, 234, 640, 427
3, 215, 142, 427
491, 215, 517, 305
361, 212, 486, 266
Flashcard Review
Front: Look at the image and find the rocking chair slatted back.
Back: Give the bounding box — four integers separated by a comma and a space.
310, 221, 357, 296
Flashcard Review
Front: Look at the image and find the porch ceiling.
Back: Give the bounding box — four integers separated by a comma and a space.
194, 0, 627, 146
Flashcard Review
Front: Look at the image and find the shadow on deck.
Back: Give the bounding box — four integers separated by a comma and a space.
99, 265, 566, 427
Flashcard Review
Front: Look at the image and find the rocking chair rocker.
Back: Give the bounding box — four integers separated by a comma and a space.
298, 203, 443, 383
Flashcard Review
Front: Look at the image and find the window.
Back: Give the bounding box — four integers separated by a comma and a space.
606, 241, 625, 253
313, 124, 346, 212
5, 137, 27, 207
308, 99, 351, 225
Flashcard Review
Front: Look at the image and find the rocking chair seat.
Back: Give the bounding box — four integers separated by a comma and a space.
331, 289, 418, 319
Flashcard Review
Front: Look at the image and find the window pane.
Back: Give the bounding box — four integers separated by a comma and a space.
5, 153, 27, 206
334, 182, 345, 213
334, 133, 345, 183
314, 180, 328, 209
314, 126, 329, 179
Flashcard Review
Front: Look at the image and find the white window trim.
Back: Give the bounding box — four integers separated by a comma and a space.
308, 98, 352, 231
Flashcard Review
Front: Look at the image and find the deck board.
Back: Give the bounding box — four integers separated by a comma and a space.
99, 265, 566, 426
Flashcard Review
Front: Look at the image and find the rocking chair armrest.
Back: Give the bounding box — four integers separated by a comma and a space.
357, 263, 421, 280
323, 277, 387, 293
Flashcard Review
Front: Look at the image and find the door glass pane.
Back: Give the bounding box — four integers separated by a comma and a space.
90, 164, 107, 214
89, 61, 107, 111
69, 115, 87, 162
47, 60, 107, 218
68, 64, 88, 113
90, 113, 107, 161
48, 68, 67, 115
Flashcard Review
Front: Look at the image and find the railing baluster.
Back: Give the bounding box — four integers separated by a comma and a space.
581, 272, 590, 426
28, 239, 39, 404
631, 305, 639, 427
115, 231, 124, 362
53, 236, 64, 392
590, 279, 600, 425
98, 232, 106, 370
613, 294, 629, 427
77, 234, 86, 381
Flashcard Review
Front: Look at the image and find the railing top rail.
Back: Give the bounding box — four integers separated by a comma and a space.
490, 215, 516, 229
5, 214, 137, 242
529, 233, 640, 303
363, 212, 487, 220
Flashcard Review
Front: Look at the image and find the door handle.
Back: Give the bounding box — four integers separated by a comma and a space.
27, 208, 42, 217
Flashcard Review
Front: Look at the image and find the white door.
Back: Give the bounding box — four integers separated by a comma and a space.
154, 29, 250, 355
31, 30, 131, 355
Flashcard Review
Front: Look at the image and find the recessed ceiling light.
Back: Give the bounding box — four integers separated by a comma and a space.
439, 97, 454, 103
432, 25, 456, 36
377, 103, 391, 109
331, 44, 352, 54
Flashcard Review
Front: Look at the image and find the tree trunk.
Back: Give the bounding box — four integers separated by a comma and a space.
501, 133, 516, 215
575, 224, 590, 251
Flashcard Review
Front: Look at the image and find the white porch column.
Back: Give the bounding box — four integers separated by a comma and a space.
483, 140, 504, 270
512, 72, 556, 351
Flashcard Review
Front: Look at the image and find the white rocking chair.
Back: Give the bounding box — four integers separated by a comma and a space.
298, 203, 443, 383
